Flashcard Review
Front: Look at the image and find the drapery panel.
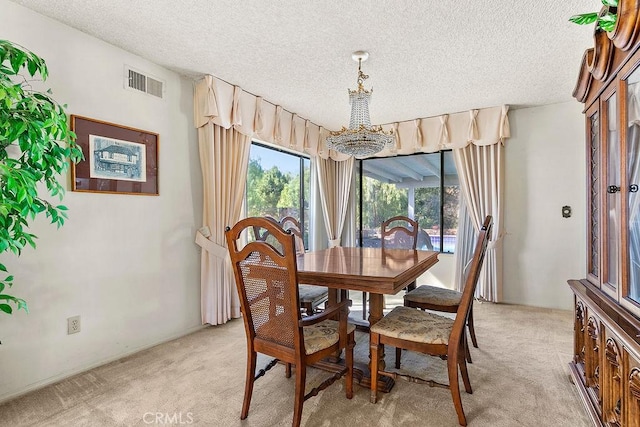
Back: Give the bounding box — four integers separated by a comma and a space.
453, 200, 476, 293
316, 157, 355, 247
194, 109, 250, 324
453, 142, 505, 302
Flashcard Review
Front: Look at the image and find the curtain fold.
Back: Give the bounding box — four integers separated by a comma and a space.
316, 157, 355, 247
196, 74, 509, 160
453, 142, 504, 302
196, 124, 250, 325
453, 199, 476, 293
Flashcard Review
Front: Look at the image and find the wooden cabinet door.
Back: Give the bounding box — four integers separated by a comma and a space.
588, 102, 603, 286
602, 87, 622, 301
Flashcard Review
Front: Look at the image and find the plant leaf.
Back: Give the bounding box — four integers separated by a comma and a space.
602, 0, 619, 6
0, 304, 12, 314
569, 13, 599, 25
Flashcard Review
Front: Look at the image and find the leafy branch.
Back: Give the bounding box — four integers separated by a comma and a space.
569, 0, 619, 32
0, 39, 83, 315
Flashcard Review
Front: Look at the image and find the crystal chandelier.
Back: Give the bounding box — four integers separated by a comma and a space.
326, 51, 394, 158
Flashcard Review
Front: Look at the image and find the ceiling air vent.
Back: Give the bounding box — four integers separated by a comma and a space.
124, 66, 164, 99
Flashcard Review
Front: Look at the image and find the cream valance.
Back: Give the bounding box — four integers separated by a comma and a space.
194, 75, 511, 160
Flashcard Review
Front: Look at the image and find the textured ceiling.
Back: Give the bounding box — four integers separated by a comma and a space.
10, 0, 596, 130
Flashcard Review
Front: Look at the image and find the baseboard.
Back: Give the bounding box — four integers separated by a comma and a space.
0, 324, 207, 404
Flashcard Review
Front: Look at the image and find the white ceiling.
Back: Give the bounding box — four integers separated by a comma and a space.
11, 0, 596, 130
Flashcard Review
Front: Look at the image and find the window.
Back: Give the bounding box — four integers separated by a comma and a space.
356, 151, 460, 253
246, 142, 311, 247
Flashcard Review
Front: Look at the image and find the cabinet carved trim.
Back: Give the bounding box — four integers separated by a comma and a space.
610, 0, 640, 51
604, 338, 623, 426
587, 316, 602, 401
577, 301, 587, 366
629, 368, 640, 427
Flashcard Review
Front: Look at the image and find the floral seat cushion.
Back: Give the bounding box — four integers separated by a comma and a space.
370, 306, 453, 345
303, 320, 355, 355
404, 285, 462, 307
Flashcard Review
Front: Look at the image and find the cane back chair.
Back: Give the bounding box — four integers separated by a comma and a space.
225, 217, 355, 427
369, 215, 492, 426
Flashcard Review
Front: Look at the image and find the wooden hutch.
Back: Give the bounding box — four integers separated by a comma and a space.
570, 1, 640, 425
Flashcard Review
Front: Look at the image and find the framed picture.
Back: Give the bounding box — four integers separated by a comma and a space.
70, 115, 159, 195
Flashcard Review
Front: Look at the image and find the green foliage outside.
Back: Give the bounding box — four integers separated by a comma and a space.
0, 40, 83, 315
246, 156, 310, 220
360, 177, 459, 234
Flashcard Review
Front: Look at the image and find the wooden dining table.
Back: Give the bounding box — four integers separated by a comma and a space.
296, 246, 439, 392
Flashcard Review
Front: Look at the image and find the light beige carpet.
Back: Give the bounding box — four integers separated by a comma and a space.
0, 303, 590, 426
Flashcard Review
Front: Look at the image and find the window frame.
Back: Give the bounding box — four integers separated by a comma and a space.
246, 141, 311, 249
356, 150, 457, 254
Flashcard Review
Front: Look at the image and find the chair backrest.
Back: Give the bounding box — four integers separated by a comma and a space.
279, 216, 305, 255
226, 217, 302, 353
451, 215, 493, 346
381, 216, 419, 250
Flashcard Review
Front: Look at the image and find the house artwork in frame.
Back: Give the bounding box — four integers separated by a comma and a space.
71, 115, 159, 195
89, 135, 146, 182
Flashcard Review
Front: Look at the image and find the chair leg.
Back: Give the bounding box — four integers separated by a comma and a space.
292, 363, 306, 427
463, 333, 472, 364
458, 344, 472, 394
346, 332, 354, 399
370, 334, 380, 403
285, 362, 292, 378
395, 347, 402, 369
241, 349, 257, 420
447, 348, 467, 426
362, 291, 367, 320
468, 305, 478, 348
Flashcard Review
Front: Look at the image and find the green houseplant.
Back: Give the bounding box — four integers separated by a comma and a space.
0, 40, 83, 315
569, 0, 619, 32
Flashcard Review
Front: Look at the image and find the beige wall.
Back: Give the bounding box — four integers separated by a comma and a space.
0, 1, 202, 401
503, 102, 586, 310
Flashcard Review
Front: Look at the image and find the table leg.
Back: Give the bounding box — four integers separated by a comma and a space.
314, 290, 394, 393
368, 293, 385, 371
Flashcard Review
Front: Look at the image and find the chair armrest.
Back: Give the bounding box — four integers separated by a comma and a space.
299, 299, 351, 327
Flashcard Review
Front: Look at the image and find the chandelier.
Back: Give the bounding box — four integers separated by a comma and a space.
326, 51, 394, 158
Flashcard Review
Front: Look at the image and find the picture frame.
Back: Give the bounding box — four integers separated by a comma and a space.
70, 115, 159, 195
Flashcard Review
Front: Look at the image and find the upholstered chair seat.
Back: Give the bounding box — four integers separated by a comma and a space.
405, 286, 461, 307
303, 320, 356, 354
370, 306, 452, 345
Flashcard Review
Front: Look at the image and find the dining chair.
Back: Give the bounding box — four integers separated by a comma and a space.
225, 217, 355, 427
399, 216, 491, 365
279, 216, 329, 315
369, 216, 492, 427
362, 216, 419, 321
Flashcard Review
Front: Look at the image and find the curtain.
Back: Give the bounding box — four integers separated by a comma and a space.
195, 124, 251, 325
316, 156, 355, 247
453, 143, 504, 302
453, 199, 476, 293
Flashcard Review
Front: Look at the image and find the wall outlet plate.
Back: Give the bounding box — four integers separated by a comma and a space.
67, 316, 81, 334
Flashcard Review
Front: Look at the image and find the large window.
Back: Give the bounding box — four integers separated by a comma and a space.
246, 142, 311, 247
356, 151, 459, 253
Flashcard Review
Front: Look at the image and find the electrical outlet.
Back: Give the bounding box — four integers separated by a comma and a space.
67, 315, 81, 335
